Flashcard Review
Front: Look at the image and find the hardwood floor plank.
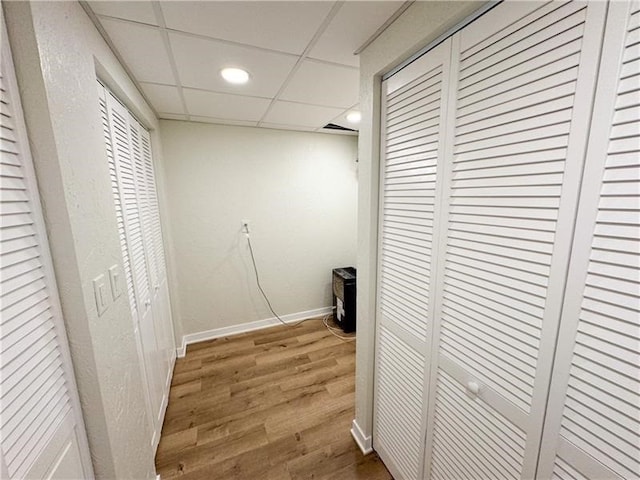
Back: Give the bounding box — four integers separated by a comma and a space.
156, 427, 198, 457
200, 353, 312, 390
286, 436, 361, 480
155, 318, 392, 480
325, 375, 355, 398
173, 358, 202, 374
169, 379, 202, 400
157, 425, 269, 475
264, 390, 353, 440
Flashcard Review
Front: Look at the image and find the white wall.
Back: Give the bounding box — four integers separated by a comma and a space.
159, 121, 357, 340
3, 2, 163, 478
354, 0, 486, 446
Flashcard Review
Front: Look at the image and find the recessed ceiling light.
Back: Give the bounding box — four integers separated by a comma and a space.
346, 111, 361, 124
220, 67, 250, 85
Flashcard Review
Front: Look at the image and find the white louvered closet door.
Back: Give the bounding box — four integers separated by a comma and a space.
130, 116, 172, 426
424, 2, 608, 479
127, 114, 164, 422
1, 15, 92, 479
140, 127, 174, 389
537, 1, 640, 478
101, 87, 163, 446
374, 39, 453, 480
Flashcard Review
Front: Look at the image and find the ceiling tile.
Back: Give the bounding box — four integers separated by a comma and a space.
139, 83, 184, 114
261, 123, 316, 133
183, 89, 271, 122
308, 2, 404, 67
190, 117, 258, 128
170, 33, 297, 98
100, 19, 175, 84
89, 1, 158, 25
280, 59, 359, 108
262, 101, 344, 129
159, 113, 188, 121
161, 1, 334, 55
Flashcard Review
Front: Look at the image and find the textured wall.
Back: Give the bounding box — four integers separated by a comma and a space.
3, 2, 161, 478
159, 120, 357, 338
355, 0, 487, 443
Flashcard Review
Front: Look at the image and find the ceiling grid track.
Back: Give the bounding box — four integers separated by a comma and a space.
151, 1, 190, 121
83, 0, 409, 132
256, 0, 344, 127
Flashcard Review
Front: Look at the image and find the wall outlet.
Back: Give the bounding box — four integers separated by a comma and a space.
241, 220, 250, 234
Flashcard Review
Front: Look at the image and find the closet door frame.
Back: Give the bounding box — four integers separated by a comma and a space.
536, 1, 638, 477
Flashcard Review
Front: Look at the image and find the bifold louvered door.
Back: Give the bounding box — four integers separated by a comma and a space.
424, 2, 608, 479
98, 82, 174, 450
138, 125, 174, 396
536, 1, 640, 478
373, 39, 453, 480
130, 115, 174, 418
126, 111, 165, 433
98, 85, 158, 440
0, 14, 92, 479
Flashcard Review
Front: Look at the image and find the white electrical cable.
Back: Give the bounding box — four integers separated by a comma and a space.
245, 233, 307, 328
322, 313, 356, 342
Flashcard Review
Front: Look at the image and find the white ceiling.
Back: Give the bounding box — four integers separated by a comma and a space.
86, 1, 407, 134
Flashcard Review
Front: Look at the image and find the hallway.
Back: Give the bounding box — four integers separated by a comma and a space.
155, 318, 392, 479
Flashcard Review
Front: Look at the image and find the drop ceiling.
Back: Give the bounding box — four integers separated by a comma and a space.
85, 1, 408, 134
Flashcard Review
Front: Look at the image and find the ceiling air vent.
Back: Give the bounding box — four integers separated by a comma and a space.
323, 123, 357, 132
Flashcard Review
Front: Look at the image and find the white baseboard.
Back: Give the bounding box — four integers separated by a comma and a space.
176, 306, 332, 356
176, 336, 186, 358
351, 419, 373, 455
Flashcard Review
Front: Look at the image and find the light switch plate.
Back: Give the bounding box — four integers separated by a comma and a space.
93, 274, 109, 316
109, 264, 122, 300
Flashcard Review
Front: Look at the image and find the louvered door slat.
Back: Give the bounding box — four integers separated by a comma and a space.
553, 457, 588, 480
2, 352, 62, 425
539, 3, 640, 478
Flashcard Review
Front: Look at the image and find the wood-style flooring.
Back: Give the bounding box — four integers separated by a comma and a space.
155, 317, 392, 480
